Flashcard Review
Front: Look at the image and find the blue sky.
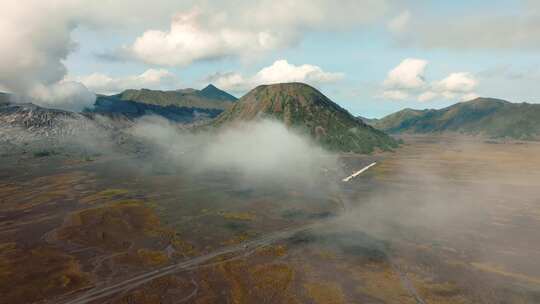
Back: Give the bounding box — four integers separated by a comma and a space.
3, 0, 540, 116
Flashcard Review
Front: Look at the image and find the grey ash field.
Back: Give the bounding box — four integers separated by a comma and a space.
1, 85, 540, 303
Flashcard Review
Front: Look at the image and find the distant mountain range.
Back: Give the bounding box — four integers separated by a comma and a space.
92, 84, 237, 123
370, 97, 540, 140
114, 84, 236, 110
10, 84, 540, 153
213, 83, 398, 153
0, 83, 398, 154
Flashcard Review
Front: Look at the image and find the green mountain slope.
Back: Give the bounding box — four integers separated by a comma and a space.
371, 108, 428, 131
116, 84, 237, 110
374, 98, 540, 140
214, 82, 398, 153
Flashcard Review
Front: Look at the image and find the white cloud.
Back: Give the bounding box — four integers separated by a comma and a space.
0, 0, 189, 107
207, 60, 344, 93
434, 72, 478, 94
383, 58, 428, 90
124, 10, 289, 66
255, 60, 344, 84
77, 69, 179, 94
119, 0, 390, 66
0, 0, 388, 105
0, 0, 86, 105
379, 59, 479, 102
387, 10, 410, 33
29, 81, 96, 112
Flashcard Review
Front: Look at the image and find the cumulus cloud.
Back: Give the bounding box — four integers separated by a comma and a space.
0, 0, 89, 109
115, 0, 390, 66
383, 58, 428, 90
122, 10, 290, 66
76, 69, 179, 95
0, 0, 185, 109
206, 59, 344, 93
433, 72, 478, 94
379, 59, 479, 102
256, 60, 344, 85
0, 0, 388, 107
427, 73, 479, 101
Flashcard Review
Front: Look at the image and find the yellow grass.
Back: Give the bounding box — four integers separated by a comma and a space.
304, 282, 346, 304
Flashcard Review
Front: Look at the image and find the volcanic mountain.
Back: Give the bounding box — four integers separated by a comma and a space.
373, 97, 540, 140
213, 82, 398, 153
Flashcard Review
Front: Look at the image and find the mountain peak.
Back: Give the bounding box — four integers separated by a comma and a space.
201, 84, 218, 91
199, 84, 237, 101
251, 82, 318, 94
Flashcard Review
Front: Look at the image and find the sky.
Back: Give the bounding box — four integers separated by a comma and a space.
2, 0, 540, 117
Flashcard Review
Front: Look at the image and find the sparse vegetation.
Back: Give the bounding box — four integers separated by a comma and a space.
304, 282, 346, 304
213, 83, 399, 153
56, 200, 161, 250
0, 244, 89, 304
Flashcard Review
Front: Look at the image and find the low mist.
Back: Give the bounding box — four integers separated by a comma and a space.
316, 136, 540, 290
129, 117, 340, 188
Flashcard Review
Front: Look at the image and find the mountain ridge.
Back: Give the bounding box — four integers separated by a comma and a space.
92, 84, 236, 123
113, 84, 236, 110
373, 97, 540, 140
